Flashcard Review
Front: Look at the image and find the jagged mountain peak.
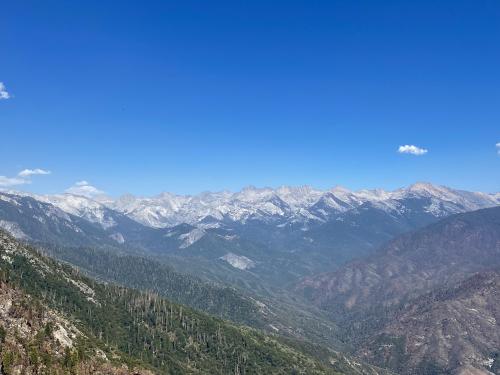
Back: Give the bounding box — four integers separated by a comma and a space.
34, 193, 120, 229
329, 185, 351, 194
403, 181, 456, 197
2, 183, 500, 230
408, 181, 442, 191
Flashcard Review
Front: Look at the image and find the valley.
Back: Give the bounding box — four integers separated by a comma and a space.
4, 2, 498, 373
1, 183, 499, 374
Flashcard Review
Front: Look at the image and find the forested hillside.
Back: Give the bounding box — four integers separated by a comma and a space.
0, 280, 154, 374
41, 243, 348, 350
41, 244, 266, 328
0, 230, 385, 374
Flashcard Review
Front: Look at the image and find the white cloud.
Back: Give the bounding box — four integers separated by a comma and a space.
0, 168, 51, 187
18, 168, 51, 177
65, 181, 105, 198
0, 176, 26, 187
496, 142, 500, 155
398, 144, 428, 156
0, 82, 10, 100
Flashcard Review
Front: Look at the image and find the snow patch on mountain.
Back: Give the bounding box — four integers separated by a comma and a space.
0, 194, 21, 206
3, 183, 499, 232
35, 194, 117, 229
0, 220, 29, 240
104, 183, 499, 229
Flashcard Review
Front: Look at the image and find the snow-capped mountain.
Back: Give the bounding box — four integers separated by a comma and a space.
36, 193, 119, 229
0, 192, 117, 247
105, 186, 325, 228
104, 182, 500, 228
4, 182, 498, 237
1, 183, 499, 287
0, 191, 161, 249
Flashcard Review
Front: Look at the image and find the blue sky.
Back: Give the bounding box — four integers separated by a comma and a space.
1, 0, 499, 196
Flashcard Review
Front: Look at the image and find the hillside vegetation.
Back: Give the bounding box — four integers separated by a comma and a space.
1, 230, 384, 374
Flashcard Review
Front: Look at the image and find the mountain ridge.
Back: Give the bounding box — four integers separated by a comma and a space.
297, 206, 500, 314
295, 206, 500, 374
2, 183, 499, 289
104, 182, 500, 228
6, 182, 496, 229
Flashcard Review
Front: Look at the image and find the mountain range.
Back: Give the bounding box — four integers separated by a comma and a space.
23, 182, 500, 229
2, 183, 499, 285
1, 182, 500, 374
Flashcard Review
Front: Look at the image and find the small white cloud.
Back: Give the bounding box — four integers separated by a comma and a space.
0, 176, 26, 187
496, 142, 500, 155
18, 168, 51, 177
0, 82, 10, 100
0, 168, 51, 187
398, 145, 428, 156
66, 181, 105, 198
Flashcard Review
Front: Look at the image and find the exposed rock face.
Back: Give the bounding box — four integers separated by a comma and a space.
220, 252, 256, 270
0, 282, 153, 375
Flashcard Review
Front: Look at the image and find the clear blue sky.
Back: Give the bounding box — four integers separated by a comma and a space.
1, 0, 499, 196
